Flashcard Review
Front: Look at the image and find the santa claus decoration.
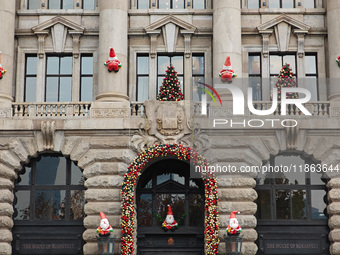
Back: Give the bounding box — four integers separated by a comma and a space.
226, 211, 242, 236
104, 48, 122, 72
219, 56, 237, 83
97, 211, 114, 236
162, 204, 178, 231
336, 56, 340, 67
0, 51, 7, 79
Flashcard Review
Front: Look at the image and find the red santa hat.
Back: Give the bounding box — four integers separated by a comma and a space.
229, 211, 240, 219
223, 56, 232, 70
167, 204, 173, 216
100, 211, 108, 220
109, 48, 116, 58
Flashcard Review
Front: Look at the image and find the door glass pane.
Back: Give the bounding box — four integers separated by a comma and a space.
47, 57, 60, 74
81, 56, 93, 75
138, 194, 153, 226
25, 77, 36, 102
193, 0, 205, 9
248, 0, 259, 8
158, 56, 170, 74
283, 55, 296, 74
28, 0, 41, 9
304, 0, 315, 8
172, 56, 184, 74
17, 167, 32, 185
138, 56, 149, 75
46, 77, 59, 102
171, 173, 185, 185
192, 56, 204, 75
70, 190, 85, 220
189, 194, 204, 226
193, 77, 204, 102
71, 162, 84, 185
292, 190, 306, 219
270, 55, 282, 75
138, 77, 149, 101
274, 155, 305, 185
157, 173, 171, 185
35, 190, 66, 220
26, 56, 37, 75
83, 0, 95, 9
305, 77, 318, 101
282, 0, 294, 8
159, 0, 171, 9
311, 190, 327, 219
157, 194, 185, 226
14, 191, 30, 220
81, 77, 93, 101
276, 190, 291, 219
257, 190, 271, 219
249, 76, 262, 101
60, 57, 72, 75
310, 171, 324, 185
49, 0, 61, 9
268, 0, 280, 8
36, 157, 66, 185
138, 0, 149, 9
60, 77, 72, 102
63, 0, 74, 9
173, 0, 184, 9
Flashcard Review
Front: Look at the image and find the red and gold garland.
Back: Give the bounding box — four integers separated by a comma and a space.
121, 144, 219, 254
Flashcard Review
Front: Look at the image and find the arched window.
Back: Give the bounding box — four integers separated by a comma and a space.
13, 155, 85, 255
255, 154, 329, 255
137, 158, 205, 254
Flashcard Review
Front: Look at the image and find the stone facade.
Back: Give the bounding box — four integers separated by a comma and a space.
0, 0, 340, 255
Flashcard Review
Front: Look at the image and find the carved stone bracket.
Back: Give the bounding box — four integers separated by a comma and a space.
146, 30, 161, 58
41, 121, 56, 151
285, 123, 299, 150
70, 33, 82, 59
37, 33, 48, 58
294, 31, 307, 58
259, 31, 273, 58
180, 30, 194, 58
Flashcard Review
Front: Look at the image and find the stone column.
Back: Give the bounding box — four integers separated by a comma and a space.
97, 0, 129, 102
0, 1, 15, 103
213, 0, 242, 80
327, 0, 340, 100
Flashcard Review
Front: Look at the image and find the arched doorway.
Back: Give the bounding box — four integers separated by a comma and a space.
12, 154, 86, 255
136, 158, 205, 254
255, 153, 329, 255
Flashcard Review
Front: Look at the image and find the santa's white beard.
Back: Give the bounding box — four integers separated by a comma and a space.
100, 220, 109, 230
166, 215, 174, 224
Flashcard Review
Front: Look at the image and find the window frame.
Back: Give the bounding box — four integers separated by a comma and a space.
24, 54, 38, 102
269, 53, 297, 91
255, 153, 328, 225
14, 155, 85, 225
136, 54, 150, 101
268, 0, 295, 8
80, 54, 93, 102
157, 0, 185, 9
157, 54, 184, 98
45, 55, 73, 102
247, 0, 261, 8
248, 53, 262, 101
305, 53, 319, 101
48, 0, 74, 9
28, 0, 41, 10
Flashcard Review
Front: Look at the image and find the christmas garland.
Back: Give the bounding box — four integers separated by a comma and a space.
121, 144, 219, 254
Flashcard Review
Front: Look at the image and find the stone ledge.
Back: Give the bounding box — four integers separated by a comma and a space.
85, 189, 121, 202
219, 201, 257, 215
85, 176, 124, 189
83, 162, 128, 178
218, 188, 258, 201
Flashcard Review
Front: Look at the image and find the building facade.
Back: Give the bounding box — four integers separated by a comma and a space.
0, 0, 340, 254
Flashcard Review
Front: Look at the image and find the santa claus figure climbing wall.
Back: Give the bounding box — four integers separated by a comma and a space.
219, 56, 237, 83
104, 48, 122, 72
226, 211, 242, 236
162, 204, 178, 231
97, 211, 113, 236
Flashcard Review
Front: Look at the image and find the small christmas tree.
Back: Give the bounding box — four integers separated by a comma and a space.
272, 63, 298, 100
157, 66, 184, 101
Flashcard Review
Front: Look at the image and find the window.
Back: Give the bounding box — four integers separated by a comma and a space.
137, 55, 149, 101
268, 0, 295, 8
248, 0, 260, 8
25, 55, 37, 102
14, 155, 85, 221
83, 0, 95, 9
303, 0, 315, 8
45, 55, 72, 102
138, 0, 150, 9
157, 55, 184, 97
256, 154, 327, 221
48, 0, 74, 9
305, 54, 318, 101
28, 0, 41, 9
192, 54, 205, 101
270, 54, 296, 90
158, 0, 185, 9
80, 55, 93, 101
249, 54, 262, 101
193, 0, 205, 9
